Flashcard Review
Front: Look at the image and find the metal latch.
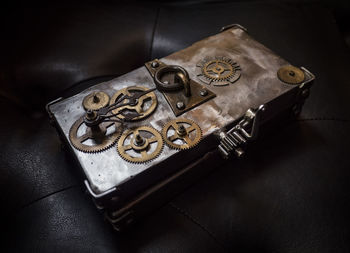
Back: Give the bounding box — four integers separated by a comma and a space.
218, 105, 265, 159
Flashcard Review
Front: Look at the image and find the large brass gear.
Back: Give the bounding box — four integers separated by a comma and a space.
117, 126, 164, 163
196, 56, 241, 86
277, 65, 305, 84
110, 86, 157, 121
161, 118, 202, 150
82, 91, 110, 111
69, 116, 122, 153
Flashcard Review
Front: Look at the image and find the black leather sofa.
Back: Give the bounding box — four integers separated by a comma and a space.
2, 1, 350, 252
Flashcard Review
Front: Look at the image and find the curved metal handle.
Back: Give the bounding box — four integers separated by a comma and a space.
154, 65, 188, 92
175, 72, 191, 97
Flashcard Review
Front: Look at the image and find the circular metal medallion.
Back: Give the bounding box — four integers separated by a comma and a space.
196, 56, 241, 86
277, 65, 305, 84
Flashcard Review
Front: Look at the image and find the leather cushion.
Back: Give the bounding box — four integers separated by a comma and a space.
2, 2, 157, 110
3, 1, 350, 252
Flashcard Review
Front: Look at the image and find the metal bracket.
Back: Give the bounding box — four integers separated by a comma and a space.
218, 104, 265, 159
145, 59, 216, 116
291, 66, 315, 116
220, 24, 248, 33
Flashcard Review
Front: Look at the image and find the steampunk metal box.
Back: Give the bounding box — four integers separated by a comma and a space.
47, 24, 314, 230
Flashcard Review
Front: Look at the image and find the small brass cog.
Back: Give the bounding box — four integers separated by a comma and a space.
196, 56, 241, 86
117, 126, 164, 163
161, 118, 202, 150
82, 91, 110, 111
110, 86, 157, 121
277, 65, 305, 84
69, 116, 122, 153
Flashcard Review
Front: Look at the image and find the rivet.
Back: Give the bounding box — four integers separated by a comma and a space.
199, 89, 208, 96
176, 101, 185, 110
151, 61, 159, 68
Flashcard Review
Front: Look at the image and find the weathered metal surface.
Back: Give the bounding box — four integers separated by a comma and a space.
48, 26, 313, 195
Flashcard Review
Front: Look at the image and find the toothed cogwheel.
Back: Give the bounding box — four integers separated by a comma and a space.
161, 118, 202, 150
69, 116, 122, 153
117, 126, 163, 163
196, 56, 241, 86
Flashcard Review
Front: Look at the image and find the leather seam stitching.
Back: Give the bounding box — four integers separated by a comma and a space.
169, 202, 227, 251
16, 185, 79, 212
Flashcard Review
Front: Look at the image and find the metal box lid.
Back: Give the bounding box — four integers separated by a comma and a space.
48, 25, 314, 195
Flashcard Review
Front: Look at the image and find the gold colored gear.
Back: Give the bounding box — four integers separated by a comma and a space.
69, 116, 122, 153
277, 65, 305, 84
203, 59, 235, 81
117, 126, 164, 163
161, 118, 202, 150
82, 91, 110, 111
110, 86, 157, 121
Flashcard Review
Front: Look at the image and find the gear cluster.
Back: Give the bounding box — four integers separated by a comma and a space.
69, 86, 203, 163
196, 56, 241, 86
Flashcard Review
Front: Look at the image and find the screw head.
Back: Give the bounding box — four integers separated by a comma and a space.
151, 61, 159, 68
134, 134, 145, 146
176, 101, 185, 110
86, 110, 97, 120
177, 124, 187, 136
199, 89, 208, 96
235, 148, 245, 158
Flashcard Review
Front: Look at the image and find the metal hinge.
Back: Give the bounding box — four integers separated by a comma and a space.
218, 105, 265, 159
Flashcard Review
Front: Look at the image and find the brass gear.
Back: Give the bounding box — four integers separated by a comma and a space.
277, 65, 305, 84
82, 91, 110, 111
69, 116, 122, 153
161, 118, 202, 150
110, 86, 157, 121
196, 56, 241, 86
117, 126, 164, 163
